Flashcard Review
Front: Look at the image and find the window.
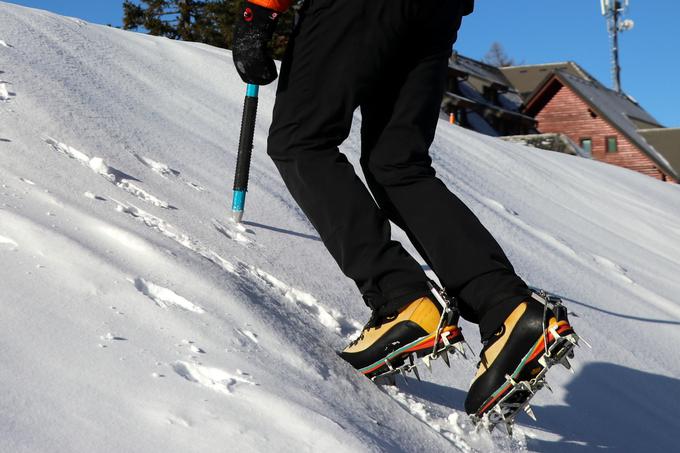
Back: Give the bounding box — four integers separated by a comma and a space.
606, 136, 618, 153
580, 138, 592, 154
483, 86, 498, 103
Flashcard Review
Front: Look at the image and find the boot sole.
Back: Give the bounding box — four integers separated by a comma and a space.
359, 325, 463, 377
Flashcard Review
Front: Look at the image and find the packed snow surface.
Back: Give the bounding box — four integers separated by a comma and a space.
1, 3, 679, 452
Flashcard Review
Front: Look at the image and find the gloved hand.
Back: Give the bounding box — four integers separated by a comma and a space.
232, 2, 280, 85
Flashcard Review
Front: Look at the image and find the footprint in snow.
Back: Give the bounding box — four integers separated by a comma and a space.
44, 137, 176, 209
114, 200, 236, 275
115, 196, 355, 341
213, 218, 253, 245
249, 266, 362, 339
134, 154, 207, 192
383, 386, 524, 451
134, 154, 180, 178
132, 277, 205, 314
172, 361, 256, 396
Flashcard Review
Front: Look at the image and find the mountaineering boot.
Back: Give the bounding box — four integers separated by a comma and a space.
465, 294, 576, 418
340, 296, 463, 379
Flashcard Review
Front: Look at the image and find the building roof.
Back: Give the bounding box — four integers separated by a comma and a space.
524, 70, 679, 181
449, 52, 512, 88
501, 62, 593, 100
445, 53, 535, 136
638, 128, 680, 178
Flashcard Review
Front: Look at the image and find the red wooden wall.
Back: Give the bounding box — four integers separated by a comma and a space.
534, 85, 671, 181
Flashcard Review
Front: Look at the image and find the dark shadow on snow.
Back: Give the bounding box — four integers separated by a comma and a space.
108, 167, 142, 183
0, 138, 11, 142
524, 362, 680, 452
397, 377, 467, 410
242, 220, 322, 242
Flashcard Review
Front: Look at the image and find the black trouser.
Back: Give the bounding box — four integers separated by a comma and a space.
267, 0, 528, 338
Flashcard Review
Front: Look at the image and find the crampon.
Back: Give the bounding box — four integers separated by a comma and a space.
370, 283, 472, 386
471, 291, 591, 435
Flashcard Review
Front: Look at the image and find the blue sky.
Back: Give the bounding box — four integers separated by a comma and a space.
6, 0, 679, 126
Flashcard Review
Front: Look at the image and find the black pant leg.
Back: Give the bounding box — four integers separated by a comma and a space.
267, 0, 430, 314
359, 0, 529, 336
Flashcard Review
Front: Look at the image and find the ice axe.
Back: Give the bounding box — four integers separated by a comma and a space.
231, 83, 259, 223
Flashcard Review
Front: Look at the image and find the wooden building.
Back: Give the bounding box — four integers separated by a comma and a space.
516, 66, 678, 182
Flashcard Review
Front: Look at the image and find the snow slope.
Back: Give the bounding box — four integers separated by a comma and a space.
1, 3, 680, 452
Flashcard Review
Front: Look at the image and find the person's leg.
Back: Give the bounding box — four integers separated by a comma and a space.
267, 0, 430, 315
358, 0, 529, 338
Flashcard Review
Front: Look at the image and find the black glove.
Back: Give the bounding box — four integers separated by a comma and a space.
232, 2, 280, 85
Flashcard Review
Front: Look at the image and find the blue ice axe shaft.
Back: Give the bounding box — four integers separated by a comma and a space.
231, 83, 259, 223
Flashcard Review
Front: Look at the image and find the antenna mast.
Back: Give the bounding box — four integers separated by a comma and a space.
601, 0, 635, 93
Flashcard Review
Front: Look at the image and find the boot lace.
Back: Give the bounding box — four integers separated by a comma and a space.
348, 311, 397, 347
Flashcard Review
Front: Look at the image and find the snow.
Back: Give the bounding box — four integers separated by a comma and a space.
1, 2, 680, 452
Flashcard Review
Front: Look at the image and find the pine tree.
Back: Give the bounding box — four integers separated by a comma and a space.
482, 42, 516, 68
122, 0, 294, 58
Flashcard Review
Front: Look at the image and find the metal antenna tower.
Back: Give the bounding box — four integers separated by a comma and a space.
601, 0, 635, 93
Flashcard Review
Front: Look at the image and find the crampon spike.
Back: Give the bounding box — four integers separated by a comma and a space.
561, 356, 573, 371
524, 405, 537, 421
441, 351, 451, 368
464, 340, 476, 358
505, 422, 514, 436
408, 355, 421, 381
454, 342, 466, 357
400, 369, 409, 386
422, 355, 432, 372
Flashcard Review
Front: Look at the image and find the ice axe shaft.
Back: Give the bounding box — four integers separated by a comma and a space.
231, 83, 259, 223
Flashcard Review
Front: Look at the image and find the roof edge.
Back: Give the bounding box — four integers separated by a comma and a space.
502, 62, 573, 69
